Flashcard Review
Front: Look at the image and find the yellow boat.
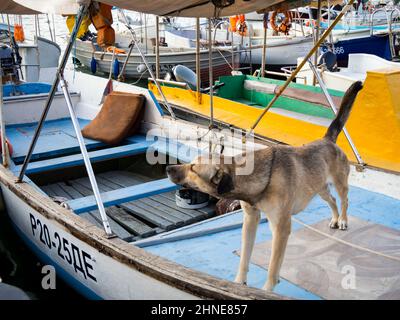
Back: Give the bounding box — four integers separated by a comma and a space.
149, 67, 400, 173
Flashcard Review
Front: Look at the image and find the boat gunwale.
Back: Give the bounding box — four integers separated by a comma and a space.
0, 164, 287, 300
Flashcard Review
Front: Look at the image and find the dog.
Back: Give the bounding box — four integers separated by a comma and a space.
167, 81, 363, 291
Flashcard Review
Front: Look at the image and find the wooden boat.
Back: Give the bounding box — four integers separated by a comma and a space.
164, 25, 315, 67
2, 0, 399, 300
0, 23, 61, 83
73, 37, 239, 84
149, 68, 400, 173
297, 53, 400, 91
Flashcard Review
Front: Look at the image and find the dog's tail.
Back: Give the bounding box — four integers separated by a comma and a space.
324, 81, 363, 143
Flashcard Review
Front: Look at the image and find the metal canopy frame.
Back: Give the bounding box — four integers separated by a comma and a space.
245, 0, 364, 167
12, 0, 365, 240
16, 4, 114, 237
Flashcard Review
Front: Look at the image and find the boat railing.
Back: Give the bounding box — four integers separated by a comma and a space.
388, 7, 400, 34
369, 7, 399, 36
211, 20, 250, 72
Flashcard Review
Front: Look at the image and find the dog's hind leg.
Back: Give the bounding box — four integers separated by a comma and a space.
234, 201, 261, 285
263, 213, 291, 291
319, 186, 340, 229
333, 177, 349, 230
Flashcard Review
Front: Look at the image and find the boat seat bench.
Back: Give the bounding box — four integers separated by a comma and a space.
67, 178, 179, 214
13, 140, 153, 175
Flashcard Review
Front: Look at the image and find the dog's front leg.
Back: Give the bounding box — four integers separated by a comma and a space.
234, 201, 261, 285
263, 215, 291, 291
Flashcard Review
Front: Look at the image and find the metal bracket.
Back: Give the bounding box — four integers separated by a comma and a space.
307, 59, 366, 168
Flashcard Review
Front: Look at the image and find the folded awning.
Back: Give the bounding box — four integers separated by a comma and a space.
14, 0, 321, 17
0, 0, 38, 14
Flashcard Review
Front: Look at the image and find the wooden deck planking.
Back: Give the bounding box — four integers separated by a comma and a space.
71, 179, 156, 237
100, 172, 199, 224
66, 177, 178, 213
56, 181, 132, 239
104, 171, 215, 221
108, 171, 215, 219
41, 182, 105, 231
91, 177, 179, 230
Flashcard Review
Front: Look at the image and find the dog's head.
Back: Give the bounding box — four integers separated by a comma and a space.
166, 155, 234, 198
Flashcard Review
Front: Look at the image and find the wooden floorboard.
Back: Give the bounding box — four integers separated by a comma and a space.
42, 182, 105, 230
73, 178, 156, 237
40, 169, 216, 238
113, 171, 215, 219
106, 172, 201, 220
102, 171, 213, 222
59, 181, 132, 239
93, 177, 178, 230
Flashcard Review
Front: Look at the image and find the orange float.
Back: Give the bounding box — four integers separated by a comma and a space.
270, 11, 291, 35
14, 24, 25, 42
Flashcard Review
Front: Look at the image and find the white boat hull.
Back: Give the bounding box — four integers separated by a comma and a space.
0, 185, 197, 299
73, 40, 239, 84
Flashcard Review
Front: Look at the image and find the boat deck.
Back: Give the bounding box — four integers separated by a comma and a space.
6, 118, 216, 241
139, 183, 400, 299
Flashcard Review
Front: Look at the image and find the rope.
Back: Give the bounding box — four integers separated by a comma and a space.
292, 217, 400, 263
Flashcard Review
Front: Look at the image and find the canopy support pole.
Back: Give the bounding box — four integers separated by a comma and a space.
155, 16, 160, 80
247, 0, 356, 137
119, 9, 176, 120
0, 73, 9, 167
15, 4, 114, 237
208, 19, 214, 129
117, 39, 134, 82
312, 0, 322, 86
261, 14, 268, 77
59, 73, 114, 235
196, 18, 201, 103
307, 60, 365, 167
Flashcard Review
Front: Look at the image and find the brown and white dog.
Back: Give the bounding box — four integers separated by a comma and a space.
166, 81, 363, 291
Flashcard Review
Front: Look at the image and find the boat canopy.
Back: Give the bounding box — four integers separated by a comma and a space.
14, 0, 330, 17
0, 0, 38, 14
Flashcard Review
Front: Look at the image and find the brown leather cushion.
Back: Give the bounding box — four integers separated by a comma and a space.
82, 91, 145, 145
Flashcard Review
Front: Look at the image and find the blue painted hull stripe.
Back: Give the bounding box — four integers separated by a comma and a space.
9, 219, 103, 300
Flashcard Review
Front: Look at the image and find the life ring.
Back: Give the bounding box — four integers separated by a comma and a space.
270, 11, 291, 35
229, 15, 247, 36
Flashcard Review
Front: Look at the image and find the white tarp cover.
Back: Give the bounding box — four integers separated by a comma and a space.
14, 0, 316, 17
0, 0, 38, 14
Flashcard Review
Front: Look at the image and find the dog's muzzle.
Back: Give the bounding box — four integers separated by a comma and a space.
166, 165, 185, 184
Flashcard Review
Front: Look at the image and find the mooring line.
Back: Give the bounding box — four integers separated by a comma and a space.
292, 217, 400, 263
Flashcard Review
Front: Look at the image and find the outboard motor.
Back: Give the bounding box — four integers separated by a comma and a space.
318, 50, 338, 72
0, 44, 20, 83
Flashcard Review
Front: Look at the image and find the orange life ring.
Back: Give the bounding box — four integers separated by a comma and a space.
229, 15, 247, 36
270, 11, 291, 35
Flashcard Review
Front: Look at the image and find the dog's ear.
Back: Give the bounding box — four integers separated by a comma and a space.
217, 172, 234, 195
